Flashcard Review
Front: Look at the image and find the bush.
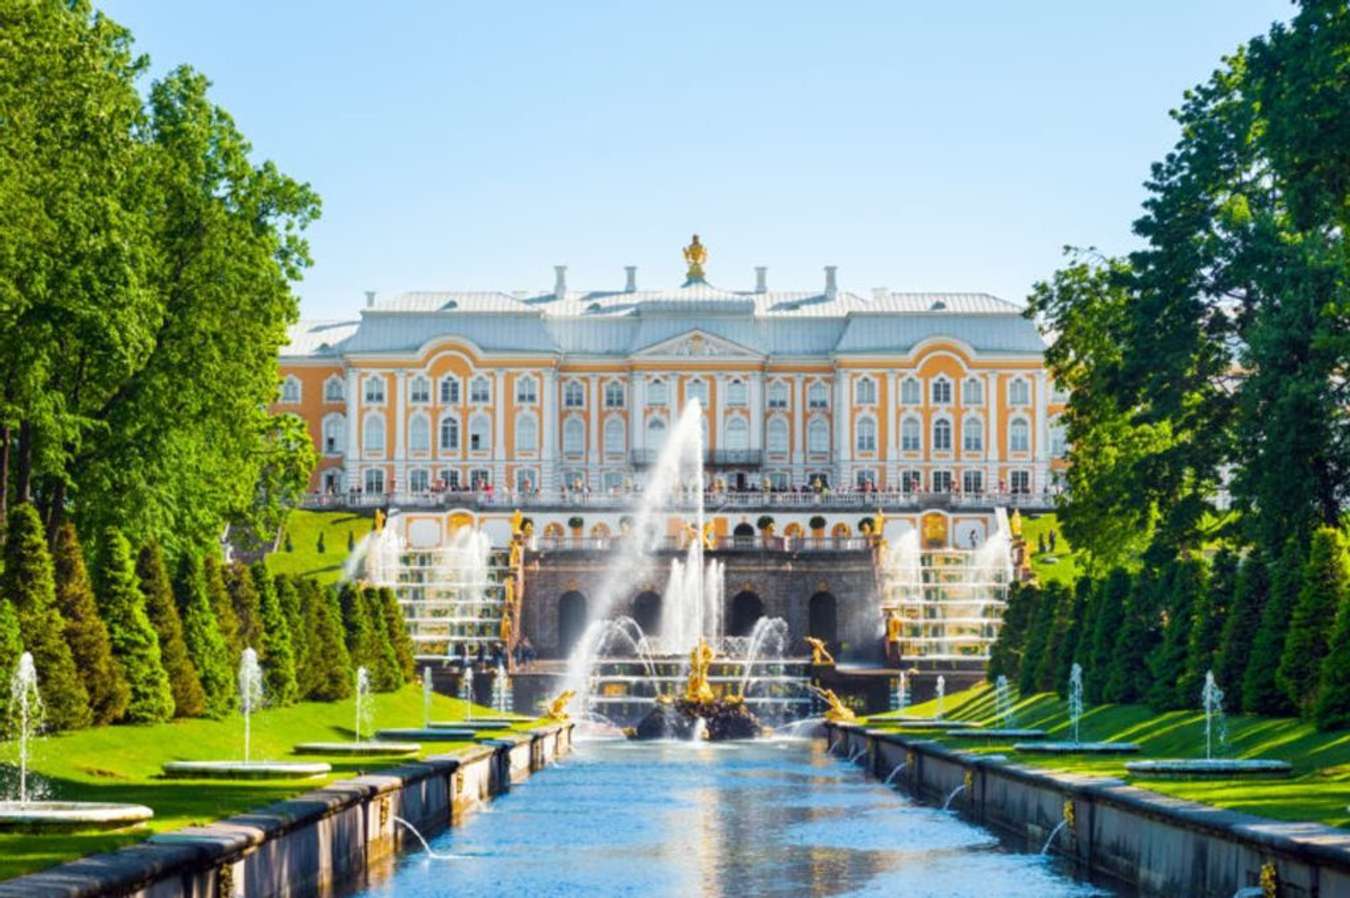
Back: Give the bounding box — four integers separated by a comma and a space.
174, 554, 236, 718
224, 561, 263, 652
253, 562, 298, 706
347, 530, 355, 553
1243, 539, 1302, 715
809, 515, 827, 531
1147, 556, 1208, 711
1085, 568, 1131, 703
1178, 548, 1237, 707
284, 532, 294, 553
0, 599, 23, 720
1278, 528, 1347, 717
1215, 553, 1269, 711
361, 586, 403, 692
95, 528, 175, 723
857, 516, 874, 534
203, 555, 241, 660
298, 579, 352, 701
316, 531, 325, 554
1054, 577, 1094, 696
567, 516, 584, 531
1032, 581, 1071, 693
757, 515, 775, 532
137, 541, 206, 718
52, 522, 127, 725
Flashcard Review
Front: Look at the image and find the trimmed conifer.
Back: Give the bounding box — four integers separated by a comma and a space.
1104, 568, 1162, 705
363, 586, 403, 692
0, 599, 22, 720
1215, 553, 1269, 712
347, 531, 355, 553
1243, 540, 1303, 715
1147, 557, 1207, 711
252, 562, 298, 706
1085, 568, 1131, 703
1018, 583, 1053, 695
1314, 590, 1350, 730
52, 522, 128, 725
379, 586, 415, 684
339, 580, 374, 664
175, 554, 236, 717
1033, 581, 1071, 693
137, 542, 206, 718
204, 554, 242, 661
1177, 549, 1236, 708
1054, 577, 1093, 696
299, 579, 352, 701
1278, 528, 1347, 717
1, 504, 91, 730
275, 574, 307, 683
95, 528, 175, 723
316, 531, 325, 554
988, 580, 1037, 684
224, 562, 263, 653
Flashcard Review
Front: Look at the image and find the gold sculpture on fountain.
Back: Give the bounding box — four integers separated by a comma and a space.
510, 508, 524, 536
805, 636, 835, 665
682, 234, 708, 282
545, 690, 575, 721
684, 638, 716, 704
1010, 508, 1023, 538
809, 685, 856, 723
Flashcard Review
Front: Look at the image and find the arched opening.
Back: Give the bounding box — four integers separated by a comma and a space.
732, 522, 755, 547
632, 591, 661, 635
558, 591, 588, 656
809, 592, 838, 646
729, 591, 764, 637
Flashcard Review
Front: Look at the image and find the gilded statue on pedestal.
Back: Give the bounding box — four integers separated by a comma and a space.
545, 689, 575, 721
684, 638, 716, 704
809, 686, 856, 723
682, 234, 708, 283
805, 636, 835, 666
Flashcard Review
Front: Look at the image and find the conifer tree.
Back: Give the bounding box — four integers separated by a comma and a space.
363, 586, 403, 692
317, 531, 325, 554
95, 528, 175, 723
379, 586, 415, 684
1085, 568, 1131, 703
1215, 553, 1269, 712
137, 542, 206, 718
52, 522, 128, 725
224, 562, 263, 652
204, 554, 242, 661
1243, 539, 1303, 715
252, 562, 298, 706
1147, 557, 1207, 711
1177, 548, 1236, 708
1104, 568, 1162, 705
0, 599, 23, 720
347, 531, 355, 553
299, 579, 352, 701
1033, 581, 1071, 693
1314, 590, 1350, 731
1054, 577, 1094, 696
988, 581, 1037, 683
1018, 583, 1053, 695
275, 574, 307, 682
1278, 527, 1347, 717
175, 554, 236, 717
340, 580, 374, 666
1, 504, 91, 730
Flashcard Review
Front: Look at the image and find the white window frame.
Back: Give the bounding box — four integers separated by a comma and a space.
279, 375, 301, 404
363, 468, 385, 494
1008, 377, 1031, 407
408, 412, 431, 453
469, 376, 491, 404
468, 413, 491, 452
901, 415, 921, 452
962, 469, 984, 494
726, 379, 748, 407
364, 376, 385, 405
604, 381, 625, 408
724, 415, 750, 451
854, 376, 876, 406
321, 413, 346, 456
963, 377, 983, 406
562, 416, 585, 456
932, 416, 953, 452
767, 381, 789, 409
603, 416, 626, 454
1010, 417, 1031, 453
363, 413, 386, 457
766, 417, 789, 454
807, 417, 830, 454
439, 376, 460, 405
856, 416, 877, 452
648, 379, 669, 406
931, 376, 953, 406
516, 376, 538, 404
409, 375, 431, 404
439, 414, 460, 453
409, 468, 430, 493
323, 375, 345, 403
563, 380, 586, 408
807, 381, 829, 409
900, 376, 921, 405
962, 415, 983, 452
516, 412, 538, 453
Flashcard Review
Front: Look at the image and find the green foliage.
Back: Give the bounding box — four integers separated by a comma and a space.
756, 515, 775, 531
274, 574, 307, 684
1054, 577, 1094, 695
52, 522, 128, 725
988, 581, 1038, 684
0, 600, 23, 720
361, 587, 403, 692
1017, 583, 1053, 696
1147, 557, 1208, 711
1278, 528, 1347, 717
1243, 540, 1303, 716
1032, 581, 1071, 693
1, 504, 90, 730
567, 516, 584, 531
297, 579, 351, 701
224, 561, 263, 653
284, 532, 294, 553
347, 531, 355, 553
1215, 553, 1269, 712
1315, 587, 1350, 731
378, 586, 416, 684
1085, 568, 1130, 703
1178, 548, 1237, 707
316, 531, 324, 554
1104, 569, 1160, 705
809, 515, 827, 531
174, 554, 235, 718
137, 542, 206, 718
252, 562, 298, 706
95, 528, 175, 724
203, 555, 241, 660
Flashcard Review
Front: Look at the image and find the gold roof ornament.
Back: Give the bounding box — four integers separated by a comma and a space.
682, 234, 708, 283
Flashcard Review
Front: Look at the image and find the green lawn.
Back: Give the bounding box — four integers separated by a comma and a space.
1, 683, 540, 881
1020, 512, 1079, 584
867, 684, 1350, 829
267, 509, 371, 585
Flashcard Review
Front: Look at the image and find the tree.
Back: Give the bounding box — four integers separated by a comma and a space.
274, 574, 307, 683
297, 579, 351, 701
137, 541, 205, 718
174, 554, 235, 717
1104, 568, 1162, 705
1033, 581, 1072, 693
1, 504, 90, 730
1054, 577, 1095, 696
1147, 557, 1208, 711
1177, 549, 1237, 707
1215, 553, 1269, 711
1018, 583, 1054, 696
1085, 568, 1131, 703
1278, 527, 1347, 716
224, 562, 263, 652
989, 581, 1039, 684
363, 587, 402, 692
0, 600, 23, 720
337, 581, 371, 661
316, 531, 325, 554
252, 562, 297, 706
95, 528, 175, 723
378, 586, 415, 684
1315, 590, 1350, 731
1243, 539, 1303, 716
52, 522, 128, 725
203, 554, 241, 661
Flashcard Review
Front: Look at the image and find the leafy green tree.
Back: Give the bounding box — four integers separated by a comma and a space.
988, 581, 1038, 684
1104, 568, 1162, 705
204, 554, 241, 661
298, 579, 351, 701
0, 600, 23, 720
1147, 557, 1208, 711
1243, 539, 1303, 716
274, 574, 307, 681
137, 541, 205, 718
1177, 549, 1237, 707
1, 504, 90, 730
174, 554, 235, 717
363, 587, 403, 692
378, 586, 415, 684
1085, 568, 1131, 703
1314, 590, 1350, 731
252, 562, 297, 706
224, 561, 263, 652
52, 522, 128, 724
1278, 527, 1347, 716
1215, 553, 1269, 711
1018, 583, 1054, 696
95, 528, 175, 723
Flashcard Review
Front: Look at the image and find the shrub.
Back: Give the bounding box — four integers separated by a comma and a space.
253, 562, 298, 706
1104, 568, 1162, 705
95, 528, 175, 723
274, 574, 307, 681
1055, 577, 1095, 696
1032, 581, 1071, 693
757, 515, 775, 532
1177, 548, 1237, 707
362, 586, 403, 692
378, 586, 416, 684
316, 531, 325, 554
1085, 568, 1131, 704
1278, 528, 1347, 717
809, 515, 827, 531
567, 516, 584, 531
203, 555, 241, 660
52, 522, 127, 725
174, 554, 236, 718
137, 542, 206, 718
347, 531, 355, 553
1147, 556, 1208, 711
284, 531, 294, 553
0, 599, 23, 720
988, 581, 1037, 683
1243, 539, 1302, 715
1017, 583, 1053, 695
299, 579, 352, 701
224, 561, 263, 652
1314, 589, 1350, 730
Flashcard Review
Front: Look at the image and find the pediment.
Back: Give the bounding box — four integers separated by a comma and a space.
635, 329, 762, 359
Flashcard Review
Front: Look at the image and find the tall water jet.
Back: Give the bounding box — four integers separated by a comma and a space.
239, 648, 264, 764
935, 675, 945, 719
422, 667, 433, 729
493, 661, 513, 715
893, 670, 910, 713
354, 667, 373, 743
8, 653, 42, 804
995, 675, 1015, 728
1067, 663, 1084, 746
460, 665, 475, 722
1202, 669, 1227, 761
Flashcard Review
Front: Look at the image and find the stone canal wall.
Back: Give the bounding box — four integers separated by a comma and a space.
0, 724, 572, 898
826, 724, 1350, 898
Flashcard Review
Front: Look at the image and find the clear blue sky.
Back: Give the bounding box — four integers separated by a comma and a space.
100, 0, 1295, 319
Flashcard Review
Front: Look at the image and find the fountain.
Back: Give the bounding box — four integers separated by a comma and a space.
1015, 663, 1140, 755
460, 664, 475, 721
949, 675, 1047, 741
628, 638, 768, 741
1126, 671, 1291, 779
0, 652, 155, 830
935, 675, 945, 718
165, 649, 332, 778
297, 666, 421, 756
883, 762, 907, 785
492, 661, 513, 715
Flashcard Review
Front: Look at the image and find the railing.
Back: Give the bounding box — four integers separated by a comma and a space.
628, 449, 764, 467
529, 535, 873, 553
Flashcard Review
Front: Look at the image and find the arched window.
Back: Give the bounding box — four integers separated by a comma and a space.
647, 379, 668, 406
470, 376, 491, 404
686, 378, 707, 407
439, 415, 460, 452
564, 380, 585, 408
1050, 417, 1067, 458
807, 419, 830, 453
767, 382, 789, 409
364, 376, 385, 404
807, 382, 828, 409
409, 375, 431, 404
408, 414, 430, 452
516, 376, 537, 404
931, 377, 952, 405
280, 375, 301, 404
933, 417, 952, 451
516, 414, 538, 452
322, 414, 346, 455
469, 413, 491, 451
563, 417, 584, 455
724, 416, 749, 451
726, 379, 748, 406
856, 417, 877, 452
962, 416, 983, 452
854, 377, 876, 405
604, 417, 625, 454
647, 417, 668, 452
766, 418, 789, 454
900, 377, 921, 405
963, 377, 983, 406
901, 416, 921, 452
363, 414, 385, 455
1008, 378, 1031, 406
409, 469, 430, 492
1010, 418, 1030, 452
439, 376, 460, 405
364, 468, 384, 494
604, 381, 625, 408
324, 376, 345, 403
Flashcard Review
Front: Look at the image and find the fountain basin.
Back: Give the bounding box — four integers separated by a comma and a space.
893, 719, 980, 730
949, 728, 1047, 740
1125, 759, 1292, 779
376, 728, 478, 741
0, 801, 154, 832
293, 742, 421, 756
161, 760, 332, 779
1013, 741, 1141, 754
427, 720, 512, 731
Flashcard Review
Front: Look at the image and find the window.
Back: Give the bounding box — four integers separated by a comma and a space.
322, 415, 345, 455
963, 377, 983, 406
900, 377, 921, 405
1009, 378, 1031, 406
409, 414, 430, 452
440, 468, 459, 490
647, 417, 667, 452
602, 471, 624, 492
1010, 418, 1030, 453
409, 376, 430, 404
469, 413, 491, 451
516, 469, 536, 493
855, 377, 876, 405
563, 418, 584, 455
604, 381, 625, 408
807, 382, 828, 409
931, 377, 952, 405
363, 414, 385, 455
516, 415, 538, 452
470, 376, 491, 404
856, 469, 877, 489
767, 471, 789, 490
901, 417, 921, 452
563, 470, 586, 491
807, 419, 830, 453
439, 415, 460, 452
409, 469, 430, 493
933, 417, 952, 452
768, 382, 788, 409
962, 416, 983, 452
932, 470, 953, 492
516, 376, 537, 404
685, 379, 707, 406
724, 416, 749, 451
364, 468, 384, 494
963, 470, 984, 494
364, 376, 385, 404
648, 379, 668, 406
564, 381, 585, 408
901, 469, 923, 492
856, 417, 877, 452
440, 376, 460, 405
470, 469, 492, 490
1010, 470, 1031, 494
279, 376, 301, 404
604, 417, 625, 454
324, 376, 345, 403
766, 418, 789, 454
726, 379, 748, 406
1050, 418, 1067, 458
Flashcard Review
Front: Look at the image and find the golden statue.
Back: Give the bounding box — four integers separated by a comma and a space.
885, 610, 902, 644
874, 510, 886, 537
703, 521, 716, 550
545, 689, 575, 721
522, 520, 534, 537
809, 686, 856, 723
805, 636, 835, 666
504, 578, 516, 606
509, 541, 522, 569
682, 234, 708, 282
499, 611, 512, 643
510, 509, 524, 536
1010, 508, 1023, 538
684, 638, 716, 704
374, 509, 386, 532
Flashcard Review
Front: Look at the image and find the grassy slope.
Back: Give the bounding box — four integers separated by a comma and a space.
267, 509, 370, 585
2, 684, 538, 881
1020, 511, 1079, 584
868, 684, 1350, 829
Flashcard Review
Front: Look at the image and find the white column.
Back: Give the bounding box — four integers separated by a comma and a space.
1035, 371, 1050, 492
588, 374, 600, 487
494, 370, 507, 487
393, 371, 406, 495
834, 372, 850, 484
713, 376, 725, 449
345, 368, 360, 487
542, 369, 557, 492
886, 371, 899, 465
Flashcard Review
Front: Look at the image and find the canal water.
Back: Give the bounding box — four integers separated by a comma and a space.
349, 738, 1119, 898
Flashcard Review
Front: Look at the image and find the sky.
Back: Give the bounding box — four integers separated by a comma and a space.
99, 0, 1296, 320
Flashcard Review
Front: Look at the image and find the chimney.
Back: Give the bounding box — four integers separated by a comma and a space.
824, 266, 838, 299
755, 266, 767, 294
624, 266, 638, 293
554, 265, 567, 298
365, 290, 376, 308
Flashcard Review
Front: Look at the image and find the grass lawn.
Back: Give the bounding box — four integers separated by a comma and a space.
1, 683, 540, 881
267, 509, 371, 585
867, 684, 1350, 829
1020, 512, 1079, 584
